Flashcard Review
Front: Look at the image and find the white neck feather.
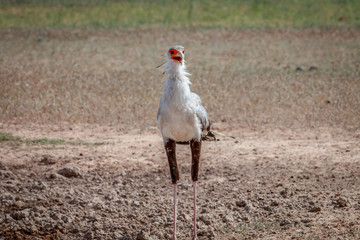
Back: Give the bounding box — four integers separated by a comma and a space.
163, 60, 192, 101
164, 60, 190, 81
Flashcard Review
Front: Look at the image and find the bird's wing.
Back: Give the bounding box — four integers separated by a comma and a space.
191, 92, 210, 132
191, 92, 216, 141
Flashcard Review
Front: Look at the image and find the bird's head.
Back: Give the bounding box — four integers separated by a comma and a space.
167, 45, 185, 65
160, 45, 189, 77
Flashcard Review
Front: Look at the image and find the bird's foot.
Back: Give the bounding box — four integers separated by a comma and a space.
193, 236, 198, 240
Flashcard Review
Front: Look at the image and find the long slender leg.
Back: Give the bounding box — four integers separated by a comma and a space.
193, 181, 198, 240
173, 183, 177, 240
165, 139, 179, 240
190, 140, 201, 240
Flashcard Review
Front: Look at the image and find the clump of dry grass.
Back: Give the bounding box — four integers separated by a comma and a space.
0, 28, 359, 129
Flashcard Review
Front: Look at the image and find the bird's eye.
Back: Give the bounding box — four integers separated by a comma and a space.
182, 50, 185, 53
170, 50, 174, 55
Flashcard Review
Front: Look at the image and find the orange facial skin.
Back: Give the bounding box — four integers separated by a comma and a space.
169, 48, 185, 63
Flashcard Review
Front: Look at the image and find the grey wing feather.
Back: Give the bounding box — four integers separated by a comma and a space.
191, 92, 216, 141
191, 92, 210, 131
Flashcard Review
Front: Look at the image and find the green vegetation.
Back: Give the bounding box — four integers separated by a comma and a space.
0, 0, 359, 29
0, 131, 106, 148
24, 137, 66, 145
0, 131, 21, 142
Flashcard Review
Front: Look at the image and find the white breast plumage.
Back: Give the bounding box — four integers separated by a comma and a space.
158, 75, 202, 142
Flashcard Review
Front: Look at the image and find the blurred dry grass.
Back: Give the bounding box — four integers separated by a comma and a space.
1, 0, 359, 28
0, 28, 359, 129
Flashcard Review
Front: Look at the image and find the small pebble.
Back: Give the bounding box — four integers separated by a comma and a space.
200, 214, 211, 225
40, 155, 56, 165
332, 197, 347, 208
236, 200, 247, 207
309, 206, 321, 212
280, 219, 291, 226
57, 166, 81, 178
136, 230, 149, 240
301, 218, 311, 223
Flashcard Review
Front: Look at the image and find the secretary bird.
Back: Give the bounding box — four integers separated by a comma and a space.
157, 45, 215, 240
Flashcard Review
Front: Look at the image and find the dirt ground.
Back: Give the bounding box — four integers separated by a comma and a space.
0, 122, 359, 240
0, 26, 359, 240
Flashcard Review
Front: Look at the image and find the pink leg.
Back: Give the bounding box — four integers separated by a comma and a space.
190, 140, 201, 240
173, 183, 177, 240
193, 181, 198, 240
